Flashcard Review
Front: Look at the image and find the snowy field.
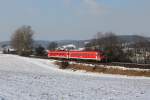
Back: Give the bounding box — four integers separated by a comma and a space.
0, 54, 150, 100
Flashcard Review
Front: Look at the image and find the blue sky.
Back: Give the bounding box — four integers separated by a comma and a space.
0, 0, 150, 41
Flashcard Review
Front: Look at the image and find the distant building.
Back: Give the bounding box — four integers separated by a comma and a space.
57, 44, 76, 51
1, 45, 16, 54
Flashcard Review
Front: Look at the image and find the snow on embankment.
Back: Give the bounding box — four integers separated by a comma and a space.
55, 61, 150, 77
0, 54, 150, 100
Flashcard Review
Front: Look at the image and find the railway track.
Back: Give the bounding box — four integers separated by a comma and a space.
64, 60, 150, 70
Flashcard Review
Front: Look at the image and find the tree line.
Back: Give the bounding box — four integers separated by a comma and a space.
85, 32, 150, 63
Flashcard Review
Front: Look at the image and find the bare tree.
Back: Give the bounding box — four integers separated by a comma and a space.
11, 25, 34, 56
85, 32, 129, 62
48, 42, 58, 50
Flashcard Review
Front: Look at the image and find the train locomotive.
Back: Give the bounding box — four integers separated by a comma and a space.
48, 50, 106, 62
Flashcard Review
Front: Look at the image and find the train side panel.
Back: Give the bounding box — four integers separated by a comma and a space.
48, 51, 68, 58
69, 51, 102, 61
48, 50, 104, 61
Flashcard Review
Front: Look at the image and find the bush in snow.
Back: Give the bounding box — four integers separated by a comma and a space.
60, 61, 69, 69
35, 45, 46, 56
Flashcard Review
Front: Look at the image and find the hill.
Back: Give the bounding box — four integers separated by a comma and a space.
0, 35, 149, 49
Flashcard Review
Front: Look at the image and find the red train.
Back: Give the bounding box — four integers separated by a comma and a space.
48, 50, 106, 61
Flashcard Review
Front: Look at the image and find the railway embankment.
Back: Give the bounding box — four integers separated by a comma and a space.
55, 61, 150, 77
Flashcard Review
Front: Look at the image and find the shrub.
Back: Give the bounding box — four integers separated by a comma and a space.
60, 61, 69, 69
19, 50, 32, 56
35, 45, 46, 56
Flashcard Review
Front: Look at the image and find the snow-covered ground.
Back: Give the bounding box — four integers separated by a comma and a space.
0, 54, 150, 100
